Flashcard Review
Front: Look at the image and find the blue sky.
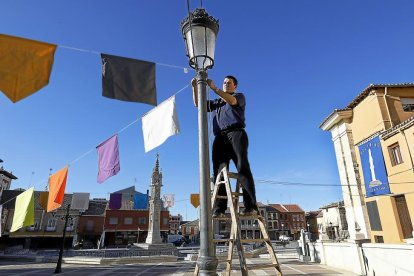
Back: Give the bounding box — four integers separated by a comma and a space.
2, 0, 414, 221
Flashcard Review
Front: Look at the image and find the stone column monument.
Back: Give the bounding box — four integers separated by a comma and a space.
146, 154, 163, 244
136, 154, 176, 256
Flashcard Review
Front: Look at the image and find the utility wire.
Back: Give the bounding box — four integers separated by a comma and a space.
255, 178, 414, 187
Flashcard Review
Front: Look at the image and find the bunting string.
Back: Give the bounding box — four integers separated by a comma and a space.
58, 45, 100, 55
59, 44, 189, 72
20, 83, 191, 192
141, 84, 189, 118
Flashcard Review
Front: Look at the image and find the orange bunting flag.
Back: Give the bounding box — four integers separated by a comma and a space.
47, 166, 68, 212
38, 191, 49, 210
190, 194, 200, 208
0, 34, 57, 103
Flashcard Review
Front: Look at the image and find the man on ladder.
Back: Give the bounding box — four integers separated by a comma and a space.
191, 75, 258, 217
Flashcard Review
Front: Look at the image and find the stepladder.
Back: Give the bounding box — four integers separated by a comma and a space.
195, 166, 283, 276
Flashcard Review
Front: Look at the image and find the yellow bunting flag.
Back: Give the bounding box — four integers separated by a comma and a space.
47, 166, 68, 212
190, 194, 200, 208
38, 191, 49, 210
0, 34, 57, 103
10, 187, 35, 232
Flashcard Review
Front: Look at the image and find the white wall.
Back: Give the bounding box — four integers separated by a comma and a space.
311, 241, 414, 276
311, 241, 365, 275
331, 122, 370, 240
362, 243, 414, 276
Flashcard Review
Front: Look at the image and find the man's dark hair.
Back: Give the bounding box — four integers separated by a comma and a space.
225, 75, 238, 86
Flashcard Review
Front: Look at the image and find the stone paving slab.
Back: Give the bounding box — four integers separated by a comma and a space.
0, 258, 360, 275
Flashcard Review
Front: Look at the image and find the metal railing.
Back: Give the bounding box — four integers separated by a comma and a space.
2, 247, 178, 259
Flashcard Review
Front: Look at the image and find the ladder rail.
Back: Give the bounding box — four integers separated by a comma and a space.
223, 168, 248, 276
195, 166, 283, 276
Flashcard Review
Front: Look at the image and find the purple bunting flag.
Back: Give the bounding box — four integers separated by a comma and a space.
96, 135, 120, 184
109, 193, 122, 210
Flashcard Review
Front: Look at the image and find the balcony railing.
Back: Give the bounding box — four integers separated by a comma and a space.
241, 225, 259, 229
26, 226, 39, 232
46, 226, 56, 232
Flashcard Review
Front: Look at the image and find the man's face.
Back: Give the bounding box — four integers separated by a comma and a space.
223, 78, 237, 93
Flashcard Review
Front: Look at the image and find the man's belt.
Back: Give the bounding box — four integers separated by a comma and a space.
219, 126, 244, 136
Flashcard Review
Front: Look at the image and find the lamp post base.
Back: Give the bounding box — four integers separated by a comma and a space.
197, 255, 219, 276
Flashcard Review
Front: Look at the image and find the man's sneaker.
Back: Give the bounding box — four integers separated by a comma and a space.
212, 208, 226, 218
240, 207, 259, 216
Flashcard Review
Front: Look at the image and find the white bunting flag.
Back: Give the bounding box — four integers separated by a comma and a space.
142, 96, 180, 152
163, 194, 175, 208
71, 193, 90, 211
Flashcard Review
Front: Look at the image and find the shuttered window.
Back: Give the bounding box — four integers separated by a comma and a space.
366, 201, 382, 231
388, 143, 403, 166
395, 195, 413, 239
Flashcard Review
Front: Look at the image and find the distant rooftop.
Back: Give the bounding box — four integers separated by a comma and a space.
0, 167, 17, 180
321, 83, 414, 127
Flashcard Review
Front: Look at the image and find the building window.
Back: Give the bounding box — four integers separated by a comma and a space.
46, 218, 57, 231
66, 218, 74, 231
27, 219, 40, 231
109, 217, 118, 225
163, 218, 169, 225
401, 98, 414, 112
139, 217, 146, 225
86, 220, 94, 231
388, 143, 403, 166
47, 218, 56, 227
124, 217, 133, 225
374, 235, 384, 243
366, 201, 382, 231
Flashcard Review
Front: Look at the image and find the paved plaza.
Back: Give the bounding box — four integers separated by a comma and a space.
0, 258, 359, 276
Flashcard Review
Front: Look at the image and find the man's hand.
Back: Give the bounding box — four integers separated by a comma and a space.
208, 78, 237, 105
191, 78, 197, 87
191, 78, 198, 107
207, 79, 217, 92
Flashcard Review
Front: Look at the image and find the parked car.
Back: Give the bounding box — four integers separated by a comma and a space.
279, 235, 292, 242
168, 234, 189, 246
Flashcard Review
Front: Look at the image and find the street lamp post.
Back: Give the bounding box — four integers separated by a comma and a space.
54, 204, 71, 274
307, 223, 310, 233
137, 227, 140, 243
181, 8, 219, 276
53, 204, 82, 274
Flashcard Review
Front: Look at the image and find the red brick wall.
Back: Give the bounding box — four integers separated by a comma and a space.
104, 210, 170, 231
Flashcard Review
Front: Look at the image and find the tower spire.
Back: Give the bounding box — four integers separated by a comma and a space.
146, 153, 163, 244
154, 153, 160, 173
